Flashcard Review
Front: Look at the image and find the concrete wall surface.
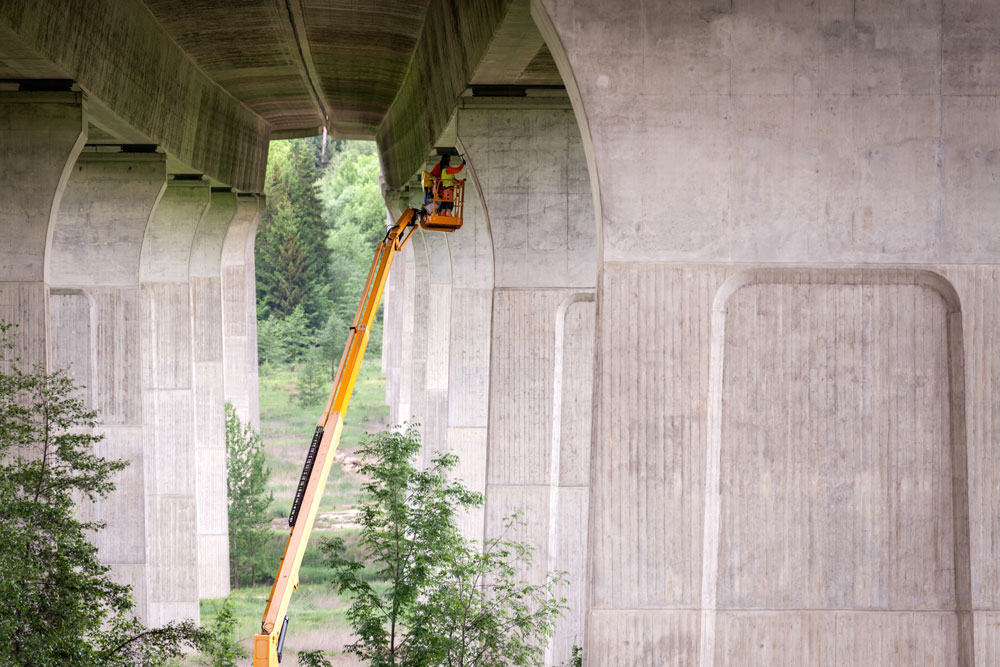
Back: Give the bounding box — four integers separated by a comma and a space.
520, 0, 1000, 664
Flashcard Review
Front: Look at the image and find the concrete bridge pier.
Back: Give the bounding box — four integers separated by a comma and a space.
385, 98, 599, 664
138, 177, 212, 623
3, 129, 257, 622
47, 150, 168, 620
0, 91, 85, 370
457, 102, 597, 664
191, 188, 239, 600
221, 194, 264, 429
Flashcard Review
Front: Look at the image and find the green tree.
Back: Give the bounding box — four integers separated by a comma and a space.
196, 597, 243, 667
297, 649, 333, 667
256, 137, 332, 329
323, 426, 567, 667
0, 322, 204, 666
319, 142, 387, 247
294, 348, 329, 408
258, 305, 313, 369
226, 403, 273, 588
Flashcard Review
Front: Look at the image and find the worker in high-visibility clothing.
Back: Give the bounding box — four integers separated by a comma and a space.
425, 154, 465, 217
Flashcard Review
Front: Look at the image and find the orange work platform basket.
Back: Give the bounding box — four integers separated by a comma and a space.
420, 174, 465, 231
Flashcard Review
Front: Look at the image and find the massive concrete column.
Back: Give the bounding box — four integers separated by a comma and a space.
442, 148, 495, 542
138, 177, 211, 624
190, 188, 238, 600
0, 91, 84, 367
406, 229, 453, 463
221, 194, 263, 429
47, 150, 168, 623
456, 100, 597, 665
533, 1, 1000, 664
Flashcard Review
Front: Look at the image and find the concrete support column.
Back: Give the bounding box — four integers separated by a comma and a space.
138, 177, 211, 624
221, 195, 263, 429
456, 102, 597, 664
405, 229, 453, 462
190, 188, 238, 599
440, 151, 495, 541
0, 91, 85, 367
47, 151, 168, 623
533, 1, 1000, 663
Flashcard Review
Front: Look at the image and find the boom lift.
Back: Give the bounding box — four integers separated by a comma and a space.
253, 171, 465, 666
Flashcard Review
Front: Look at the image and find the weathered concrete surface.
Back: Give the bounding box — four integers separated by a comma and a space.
48, 151, 168, 622
9, 1, 1000, 664
0, 92, 85, 369
524, 1, 1000, 664
139, 178, 211, 624
221, 194, 264, 429
190, 188, 238, 600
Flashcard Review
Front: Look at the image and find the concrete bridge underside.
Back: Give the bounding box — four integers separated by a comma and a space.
4, 0, 1000, 664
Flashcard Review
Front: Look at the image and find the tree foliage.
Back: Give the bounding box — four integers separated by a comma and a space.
297, 649, 334, 667
323, 426, 567, 667
0, 322, 204, 666
256, 137, 332, 328
195, 597, 243, 667
256, 139, 389, 369
258, 305, 313, 369
226, 403, 273, 588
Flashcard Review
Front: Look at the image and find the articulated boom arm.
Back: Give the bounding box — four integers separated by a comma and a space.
253, 207, 420, 666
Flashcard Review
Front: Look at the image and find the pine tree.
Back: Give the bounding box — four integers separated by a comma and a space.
255, 138, 331, 329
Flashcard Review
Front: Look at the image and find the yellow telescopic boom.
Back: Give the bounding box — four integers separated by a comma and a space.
252, 207, 422, 666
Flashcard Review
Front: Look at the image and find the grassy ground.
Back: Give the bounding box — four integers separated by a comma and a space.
198, 354, 389, 666
259, 359, 388, 521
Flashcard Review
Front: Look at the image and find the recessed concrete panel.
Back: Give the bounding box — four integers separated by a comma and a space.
712, 275, 963, 613
146, 495, 199, 605
447, 288, 493, 428
141, 282, 192, 390
487, 290, 560, 486
193, 359, 225, 452
550, 485, 589, 663
198, 533, 230, 601
48, 290, 92, 403
448, 426, 488, 539
93, 426, 146, 565
196, 448, 228, 535
714, 611, 959, 666
484, 484, 551, 586
191, 277, 223, 363
590, 264, 726, 610
938, 267, 1000, 610
555, 296, 595, 487
426, 284, 451, 393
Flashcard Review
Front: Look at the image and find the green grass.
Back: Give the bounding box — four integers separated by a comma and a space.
199, 584, 357, 666
196, 354, 388, 665
259, 358, 389, 519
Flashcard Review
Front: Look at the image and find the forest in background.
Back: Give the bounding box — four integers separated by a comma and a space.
255, 137, 388, 381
